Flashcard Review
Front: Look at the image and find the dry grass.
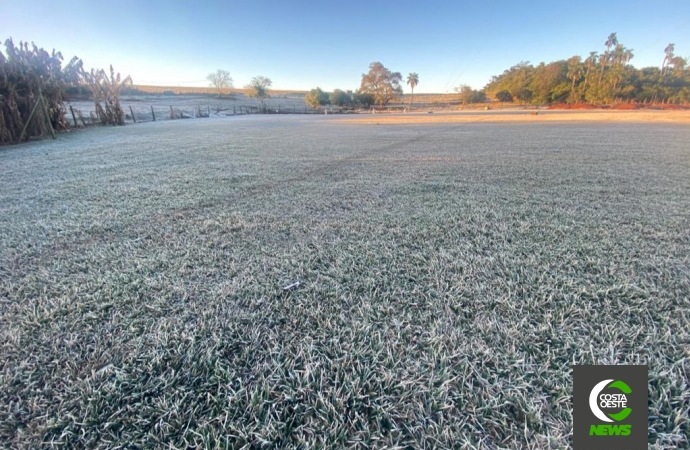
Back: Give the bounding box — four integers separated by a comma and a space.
133, 84, 307, 97
0, 117, 688, 448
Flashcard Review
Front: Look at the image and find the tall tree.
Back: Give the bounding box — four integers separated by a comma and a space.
662, 43, 675, 74
206, 69, 233, 97
360, 62, 403, 108
582, 51, 598, 95
406, 72, 419, 106
610, 45, 633, 93
566, 56, 584, 103
599, 32, 618, 84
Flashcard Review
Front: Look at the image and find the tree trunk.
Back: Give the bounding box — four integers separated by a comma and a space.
598, 51, 608, 85
570, 78, 577, 103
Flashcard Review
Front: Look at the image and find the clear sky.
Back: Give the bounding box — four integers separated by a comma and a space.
2, 0, 689, 93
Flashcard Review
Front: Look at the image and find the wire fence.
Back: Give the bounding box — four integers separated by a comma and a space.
64, 103, 357, 127
64, 99, 511, 128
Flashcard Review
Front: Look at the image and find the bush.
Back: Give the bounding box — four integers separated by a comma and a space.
305, 88, 329, 108
352, 91, 375, 108
1, 38, 82, 145
495, 90, 513, 103
330, 89, 351, 106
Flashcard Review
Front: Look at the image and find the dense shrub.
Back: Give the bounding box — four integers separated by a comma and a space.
0, 38, 82, 145
305, 87, 329, 108
330, 89, 351, 106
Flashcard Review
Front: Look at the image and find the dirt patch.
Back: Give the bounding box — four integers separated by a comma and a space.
549, 103, 690, 111
332, 110, 690, 125
548, 103, 600, 110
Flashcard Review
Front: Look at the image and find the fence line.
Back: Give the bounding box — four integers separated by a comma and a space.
67, 102, 481, 128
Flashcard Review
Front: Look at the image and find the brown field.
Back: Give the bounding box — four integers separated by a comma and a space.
333, 109, 690, 125
132, 86, 460, 102
133, 84, 307, 96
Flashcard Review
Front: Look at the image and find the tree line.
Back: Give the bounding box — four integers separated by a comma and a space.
305, 33, 688, 109
485, 33, 688, 105
304, 63, 419, 109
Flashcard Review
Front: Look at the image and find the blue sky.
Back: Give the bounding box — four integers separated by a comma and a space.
3, 0, 689, 93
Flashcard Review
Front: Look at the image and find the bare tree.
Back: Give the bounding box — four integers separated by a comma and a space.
207, 69, 233, 97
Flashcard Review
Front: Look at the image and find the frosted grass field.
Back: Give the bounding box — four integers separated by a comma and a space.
1, 116, 689, 448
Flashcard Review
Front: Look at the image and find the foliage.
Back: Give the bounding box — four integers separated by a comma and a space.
566, 56, 584, 103
352, 91, 375, 108
245, 76, 272, 109
495, 90, 513, 103
485, 33, 690, 105
83, 66, 133, 126
0, 38, 82, 144
305, 87, 330, 108
360, 62, 403, 107
455, 84, 487, 104
206, 69, 233, 97
529, 61, 569, 105
329, 89, 351, 107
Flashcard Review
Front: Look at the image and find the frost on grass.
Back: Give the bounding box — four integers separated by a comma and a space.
0, 118, 689, 449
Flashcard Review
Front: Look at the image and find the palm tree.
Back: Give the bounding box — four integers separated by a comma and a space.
582, 51, 598, 96
662, 43, 675, 75
566, 56, 583, 103
599, 32, 618, 84
610, 45, 633, 93
406, 72, 419, 108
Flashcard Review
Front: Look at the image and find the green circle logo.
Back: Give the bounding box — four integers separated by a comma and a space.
589, 379, 632, 422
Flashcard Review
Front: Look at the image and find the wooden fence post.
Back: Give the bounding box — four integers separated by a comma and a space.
151, 106, 156, 121
39, 93, 56, 139
129, 106, 136, 123
70, 105, 78, 127
17, 96, 43, 143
